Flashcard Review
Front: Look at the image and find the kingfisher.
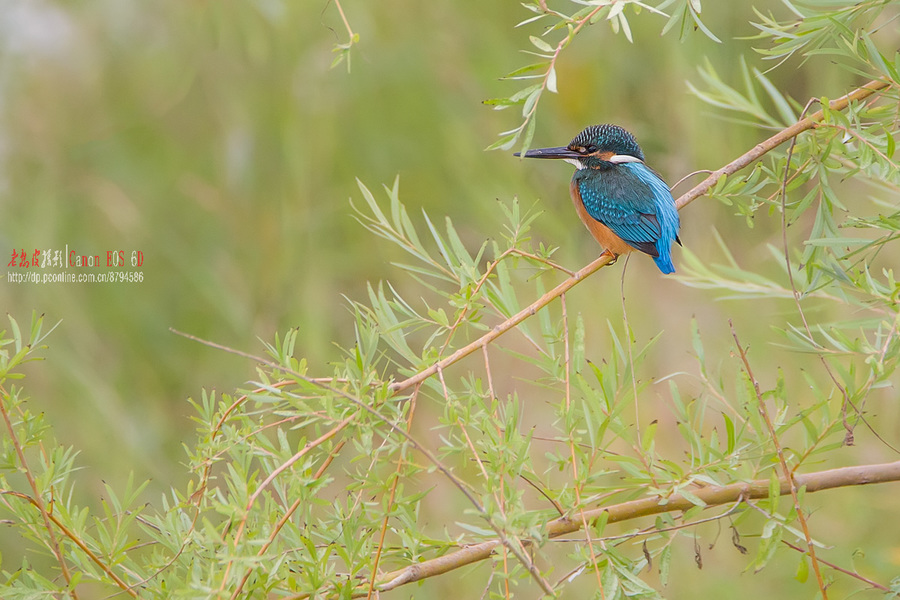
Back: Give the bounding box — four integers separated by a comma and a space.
516, 124, 681, 274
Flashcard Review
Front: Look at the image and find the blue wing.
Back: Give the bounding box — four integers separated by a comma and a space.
575, 162, 680, 273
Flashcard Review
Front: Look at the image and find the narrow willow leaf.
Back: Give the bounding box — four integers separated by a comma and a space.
522, 87, 541, 117
724, 413, 736, 454
795, 553, 809, 582
482, 97, 519, 108
529, 35, 554, 53
618, 12, 633, 43
573, 314, 585, 375
659, 544, 672, 586
517, 14, 546, 28
485, 133, 518, 152
690, 5, 721, 43
502, 62, 549, 79
679, 489, 707, 507
607, 1, 625, 21
754, 67, 795, 125
520, 116, 537, 156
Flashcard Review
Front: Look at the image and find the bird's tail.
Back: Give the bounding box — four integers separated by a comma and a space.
653, 251, 676, 274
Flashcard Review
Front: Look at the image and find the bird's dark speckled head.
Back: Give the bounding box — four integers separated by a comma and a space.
515, 124, 646, 170
569, 124, 644, 162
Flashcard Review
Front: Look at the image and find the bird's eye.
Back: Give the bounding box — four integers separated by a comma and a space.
585, 144, 599, 153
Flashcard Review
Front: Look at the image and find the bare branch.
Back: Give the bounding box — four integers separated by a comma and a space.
389, 78, 892, 395
367, 461, 900, 594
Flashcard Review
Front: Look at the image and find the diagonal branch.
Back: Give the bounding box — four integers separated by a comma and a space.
218, 414, 357, 594
730, 321, 827, 597
369, 460, 900, 595
390, 251, 616, 392
0, 489, 138, 597
782, 540, 890, 592
0, 384, 82, 599
231, 440, 348, 599
389, 78, 892, 395
673, 78, 890, 210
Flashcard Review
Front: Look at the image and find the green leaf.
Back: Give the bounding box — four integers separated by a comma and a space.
485, 132, 518, 152
678, 489, 707, 507
659, 544, 672, 586
529, 35, 554, 53
573, 313, 585, 375
502, 62, 549, 79
519, 116, 537, 156
767, 471, 781, 513
724, 414, 736, 454
754, 67, 795, 125
795, 553, 809, 583
754, 520, 783, 571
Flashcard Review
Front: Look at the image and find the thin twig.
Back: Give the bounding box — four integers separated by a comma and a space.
333, 0, 354, 40
435, 247, 572, 362
366, 461, 900, 595
674, 79, 890, 211
782, 540, 890, 592
518, 473, 564, 516
776, 106, 898, 452
0, 489, 137, 597
366, 383, 421, 600
174, 331, 556, 598
730, 322, 828, 598
615, 255, 660, 487
176, 78, 894, 598
231, 439, 347, 599
219, 414, 356, 591
561, 293, 607, 595
512, 3, 609, 151
670, 169, 715, 191
0, 384, 82, 599
778, 98, 856, 442
391, 78, 892, 395
391, 250, 617, 393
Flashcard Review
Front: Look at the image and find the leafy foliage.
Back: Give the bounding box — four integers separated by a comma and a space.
486, 0, 721, 153
2, 1, 900, 599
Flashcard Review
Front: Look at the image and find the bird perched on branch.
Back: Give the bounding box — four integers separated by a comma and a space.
516, 124, 681, 274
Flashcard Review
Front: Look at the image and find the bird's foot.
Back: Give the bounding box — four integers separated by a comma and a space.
601, 249, 619, 265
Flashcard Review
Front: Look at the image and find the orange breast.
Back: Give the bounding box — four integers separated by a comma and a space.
569, 180, 633, 256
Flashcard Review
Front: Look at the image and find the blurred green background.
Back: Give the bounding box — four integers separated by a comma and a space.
2, 0, 898, 596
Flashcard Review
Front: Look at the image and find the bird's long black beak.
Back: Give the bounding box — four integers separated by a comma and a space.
514, 146, 582, 159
